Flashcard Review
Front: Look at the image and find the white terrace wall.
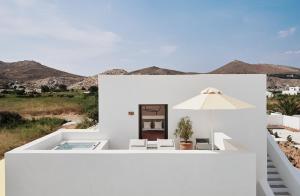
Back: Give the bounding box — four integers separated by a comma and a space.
6, 150, 255, 196
268, 114, 300, 130
98, 74, 266, 180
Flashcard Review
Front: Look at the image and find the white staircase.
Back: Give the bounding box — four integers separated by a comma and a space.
267, 154, 291, 196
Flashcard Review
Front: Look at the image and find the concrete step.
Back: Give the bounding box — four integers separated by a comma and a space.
268, 171, 279, 175
268, 181, 286, 185
267, 167, 278, 172
274, 192, 290, 195
268, 174, 281, 179
268, 177, 283, 182
268, 164, 276, 168
270, 184, 287, 188
271, 187, 289, 193
267, 162, 275, 166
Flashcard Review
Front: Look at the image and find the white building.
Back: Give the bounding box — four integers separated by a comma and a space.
5, 75, 274, 196
282, 86, 300, 95
266, 91, 274, 98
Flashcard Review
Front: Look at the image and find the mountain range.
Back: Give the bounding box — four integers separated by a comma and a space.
1, 60, 300, 89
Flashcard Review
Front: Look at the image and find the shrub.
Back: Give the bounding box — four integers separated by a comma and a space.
15, 89, 25, 96
274, 132, 280, 138
41, 85, 50, 92
174, 116, 193, 142
287, 135, 293, 142
76, 118, 95, 129
88, 108, 98, 122
88, 86, 98, 95
0, 111, 23, 127
58, 84, 68, 92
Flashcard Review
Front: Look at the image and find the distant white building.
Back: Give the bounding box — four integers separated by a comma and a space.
282, 86, 300, 95
266, 91, 273, 98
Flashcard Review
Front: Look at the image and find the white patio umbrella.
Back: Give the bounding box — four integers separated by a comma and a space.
173, 87, 255, 150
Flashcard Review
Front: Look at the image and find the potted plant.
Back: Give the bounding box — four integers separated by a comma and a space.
174, 116, 194, 150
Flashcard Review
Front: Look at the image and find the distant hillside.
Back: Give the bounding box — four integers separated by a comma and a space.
128, 66, 186, 75
210, 60, 300, 74
2, 59, 300, 90
70, 69, 128, 89
0, 60, 84, 87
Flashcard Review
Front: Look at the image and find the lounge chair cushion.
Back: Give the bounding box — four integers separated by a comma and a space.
130, 139, 146, 147
158, 139, 174, 147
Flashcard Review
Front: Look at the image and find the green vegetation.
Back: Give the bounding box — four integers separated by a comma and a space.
268, 95, 300, 115
0, 92, 97, 116
0, 91, 99, 159
174, 116, 193, 142
0, 113, 65, 158
76, 118, 95, 129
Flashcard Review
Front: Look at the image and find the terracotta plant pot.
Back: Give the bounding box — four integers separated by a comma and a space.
180, 141, 193, 150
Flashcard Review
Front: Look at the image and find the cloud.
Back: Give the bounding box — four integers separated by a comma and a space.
0, 0, 123, 75
285, 50, 300, 55
278, 27, 296, 38
159, 45, 178, 56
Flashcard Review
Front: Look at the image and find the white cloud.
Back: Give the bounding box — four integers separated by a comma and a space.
0, 1, 123, 75
159, 45, 178, 56
285, 50, 300, 55
278, 27, 296, 38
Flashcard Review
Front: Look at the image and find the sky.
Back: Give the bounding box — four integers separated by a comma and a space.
0, 0, 300, 76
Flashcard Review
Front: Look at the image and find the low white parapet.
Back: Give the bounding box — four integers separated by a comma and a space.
267, 133, 300, 196
5, 129, 256, 196
268, 114, 300, 130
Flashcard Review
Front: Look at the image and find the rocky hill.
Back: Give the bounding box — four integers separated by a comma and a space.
2, 60, 300, 90
210, 60, 300, 89
128, 66, 186, 75
210, 60, 300, 74
0, 60, 84, 87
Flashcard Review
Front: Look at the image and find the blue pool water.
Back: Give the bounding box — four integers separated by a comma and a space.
54, 141, 100, 150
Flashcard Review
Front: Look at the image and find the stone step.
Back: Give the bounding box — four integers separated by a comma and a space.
274, 192, 290, 195
268, 177, 283, 182
268, 171, 279, 175
267, 167, 277, 172
270, 184, 287, 188
268, 174, 281, 178
268, 181, 286, 185
272, 187, 289, 193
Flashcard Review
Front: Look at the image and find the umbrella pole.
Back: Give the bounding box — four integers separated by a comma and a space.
210, 110, 214, 151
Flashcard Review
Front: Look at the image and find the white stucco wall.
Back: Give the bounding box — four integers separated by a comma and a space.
98, 75, 267, 180
268, 114, 300, 130
6, 150, 256, 196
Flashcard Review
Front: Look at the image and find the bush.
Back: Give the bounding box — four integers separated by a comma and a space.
15, 89, 25, 96
76, 118, 95, 129
58, 84, 68, 92
287, 135, 293, 142
88, 86, 98, 95
0, 111, 23, 127
0, 94, 5, 98
274, 132, 280, 138
41, 85, 50, 93
88, 108, 98, 122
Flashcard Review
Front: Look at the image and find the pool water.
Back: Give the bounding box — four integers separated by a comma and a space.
53, 141, 100, 150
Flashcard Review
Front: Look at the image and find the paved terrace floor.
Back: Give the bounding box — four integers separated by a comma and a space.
0, 159, 4, 196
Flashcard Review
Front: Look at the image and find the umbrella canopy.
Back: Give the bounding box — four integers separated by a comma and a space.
173, 87, 254, 110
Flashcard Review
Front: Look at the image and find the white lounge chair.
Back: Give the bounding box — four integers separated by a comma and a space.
129, 139, 147, 150
157, 139, 175, 150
